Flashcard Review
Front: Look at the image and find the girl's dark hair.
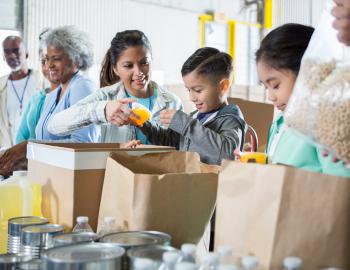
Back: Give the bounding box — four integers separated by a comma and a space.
181, 47, 233, 83
256, 23, 314, 75
100, 30, 152, 87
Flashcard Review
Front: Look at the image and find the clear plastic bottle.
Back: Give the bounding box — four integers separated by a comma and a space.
72, 216, 93, 233
284, 257, 302, 270
218, 265, 240, 270
199, 253, 220, 270
241, 256, 259, 270
178, 244, 197, 264
217, 245, 234, 265
98, 216, 118, 237
175, 262, 198, 270
134, 258, 156, 270
159, 251, 180, 270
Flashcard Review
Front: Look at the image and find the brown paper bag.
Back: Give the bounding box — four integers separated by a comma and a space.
98, 151, 219, 247
215, 161, 350, 270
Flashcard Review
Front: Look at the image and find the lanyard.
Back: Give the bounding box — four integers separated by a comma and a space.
9, 70, 31, 113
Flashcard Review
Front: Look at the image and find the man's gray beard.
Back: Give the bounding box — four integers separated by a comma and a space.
11, 66, 22, 73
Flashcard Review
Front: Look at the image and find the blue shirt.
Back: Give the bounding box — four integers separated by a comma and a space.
16, 89, 47, 144
126, 89, 157, 144
35, 72, 99, 142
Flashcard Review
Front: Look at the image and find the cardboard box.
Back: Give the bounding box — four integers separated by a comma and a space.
228, 98, 275, 151
27, 142, 174, 231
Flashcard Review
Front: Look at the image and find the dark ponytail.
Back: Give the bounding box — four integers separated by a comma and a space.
100, 49, 119, 87
256, 23, 314, 75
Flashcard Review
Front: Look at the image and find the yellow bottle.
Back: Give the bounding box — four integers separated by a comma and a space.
130, 103, 152, 126
239, 152, 268, 164
0, 171, 42, 254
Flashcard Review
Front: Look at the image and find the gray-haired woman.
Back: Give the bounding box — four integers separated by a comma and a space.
35, 25, 99, 142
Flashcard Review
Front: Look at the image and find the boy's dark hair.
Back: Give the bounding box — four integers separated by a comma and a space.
100, 30, 152, 87
256, 23, 314, 75
181, 47, 233, 82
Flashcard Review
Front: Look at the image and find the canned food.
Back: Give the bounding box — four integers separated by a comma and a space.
53, 232, 98, 247
41, 243, 125, 270
7, 217, 48, 254
100, 231, 170, 249
18, 259, 42, 270
21, 224, 64, 259
127, 245, 178, 270
0, 254, 31, 269
140, 231, 171, 246
100, 231, 170, 270
319, 268, 345, 270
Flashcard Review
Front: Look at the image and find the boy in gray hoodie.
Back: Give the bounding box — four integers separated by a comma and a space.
136, 47, 246, 165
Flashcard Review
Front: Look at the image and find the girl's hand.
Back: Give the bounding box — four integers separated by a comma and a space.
332, 0, 350, 45
159, 109, 177, 127
322, 150, 343, 163
233, 149, 242, 161
105, 98, 134, 126
121, 140, 141, 148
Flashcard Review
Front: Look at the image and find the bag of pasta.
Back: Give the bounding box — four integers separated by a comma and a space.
285, 0, 350, 164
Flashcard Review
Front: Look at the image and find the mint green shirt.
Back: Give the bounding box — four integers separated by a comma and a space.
267, 114, 350, 178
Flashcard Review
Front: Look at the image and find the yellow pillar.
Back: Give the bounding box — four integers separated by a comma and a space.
264, 0, 273, 29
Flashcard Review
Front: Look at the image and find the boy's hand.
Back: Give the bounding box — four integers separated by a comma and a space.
160, 109, 177, 127
233, 149, 242, 161
105, 98, 134, 127
332, 0, 350, 45
121, 140, 141, 148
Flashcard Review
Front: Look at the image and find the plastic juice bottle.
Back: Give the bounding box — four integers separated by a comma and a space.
159, 251, 180, 270
72, 216, 94, 233
198, 252, 220, 270
0, 171, 42, 254
239, 152, 267, 164
130, 103, 152, 126
178, 244, 197, 264
98, 216, 120, 237
283, 257, 302, 270
241, 256, 259, 270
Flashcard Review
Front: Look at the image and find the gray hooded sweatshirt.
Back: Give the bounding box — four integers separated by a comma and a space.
139, 103, 246, 165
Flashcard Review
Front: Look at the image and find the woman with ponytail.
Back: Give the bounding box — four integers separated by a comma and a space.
47, 30, 183, 144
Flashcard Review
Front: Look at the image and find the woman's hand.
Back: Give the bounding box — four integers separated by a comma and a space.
105, 98, 134, 126
332, 0, 350, 45
159, 109, 177, 127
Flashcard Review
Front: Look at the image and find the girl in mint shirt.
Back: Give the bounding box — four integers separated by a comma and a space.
256, 23, 350, 178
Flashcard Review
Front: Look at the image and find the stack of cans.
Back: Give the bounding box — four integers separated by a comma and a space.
21, 224, 64, 258
41, 243, 125, 270
7, 216, 48, 254
53, 232, 98, 247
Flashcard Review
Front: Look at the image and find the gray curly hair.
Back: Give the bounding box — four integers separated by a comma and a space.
43, 25, 93, 70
